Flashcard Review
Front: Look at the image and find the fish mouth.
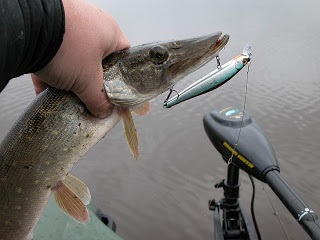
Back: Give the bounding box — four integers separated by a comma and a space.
213, 33, 230, 53
165, 32, 229, 86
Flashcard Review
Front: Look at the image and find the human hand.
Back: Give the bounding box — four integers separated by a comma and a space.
32, 0, 130, 118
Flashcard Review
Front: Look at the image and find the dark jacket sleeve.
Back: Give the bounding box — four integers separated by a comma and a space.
0, 0, 65, 92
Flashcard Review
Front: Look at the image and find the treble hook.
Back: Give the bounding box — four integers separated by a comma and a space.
164, 87, 179, 104
216, 55, 221, 69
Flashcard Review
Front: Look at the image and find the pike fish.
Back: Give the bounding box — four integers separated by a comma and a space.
0, 32, 229, 240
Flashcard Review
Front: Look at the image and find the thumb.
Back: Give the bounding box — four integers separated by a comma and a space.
74, 66, 114, 119
31, 74, 48, 96
115, 30, 131, 52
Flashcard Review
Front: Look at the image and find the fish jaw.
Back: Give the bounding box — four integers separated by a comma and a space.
164, 32, 229, 87
103, 32, 229, 108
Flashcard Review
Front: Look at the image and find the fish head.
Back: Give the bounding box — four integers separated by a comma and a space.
103, 32, 229, 107
161, 32, 229, 88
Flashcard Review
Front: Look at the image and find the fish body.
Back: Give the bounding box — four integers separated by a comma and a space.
0, 32, 228, 240
163, 43, 251, 108
0, 89, 122, 240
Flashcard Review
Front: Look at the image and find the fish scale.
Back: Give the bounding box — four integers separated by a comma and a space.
0, 89, 122, 240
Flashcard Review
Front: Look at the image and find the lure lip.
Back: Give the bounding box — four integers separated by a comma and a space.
242, 42, 252, 57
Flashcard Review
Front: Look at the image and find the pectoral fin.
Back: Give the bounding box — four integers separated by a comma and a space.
132, 102, 151, 116
63, 174, 91, 205
120, 108, 139, 160
52, 174, 91, 223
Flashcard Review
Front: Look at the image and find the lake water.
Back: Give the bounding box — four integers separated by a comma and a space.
1, 0, 320, 239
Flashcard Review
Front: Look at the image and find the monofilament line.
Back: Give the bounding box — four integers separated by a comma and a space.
227, 60, 251, 165
261, 183, 290, 240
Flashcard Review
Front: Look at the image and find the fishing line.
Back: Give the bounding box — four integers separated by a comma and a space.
227, 59, 251, 166
226, 58, 252, 230
223, 55, 290, 239
261, 183, 290, 240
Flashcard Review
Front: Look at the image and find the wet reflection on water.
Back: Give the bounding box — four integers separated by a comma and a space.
1, 0, 320, 239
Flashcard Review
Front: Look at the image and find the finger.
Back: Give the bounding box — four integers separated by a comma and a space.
96, 9, 130, 56
115, 30, 131, 51
31, 74, 48, 95
74, 67, 114, 119
102, 34, 130, 59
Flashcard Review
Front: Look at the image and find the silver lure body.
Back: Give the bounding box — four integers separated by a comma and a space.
163, 43, 251, 108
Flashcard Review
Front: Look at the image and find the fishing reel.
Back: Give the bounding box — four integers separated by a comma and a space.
203, 107, 279, 182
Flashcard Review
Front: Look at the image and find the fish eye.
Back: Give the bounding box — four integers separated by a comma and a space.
171, 41, 181, 49
242, 57, 250, 65
149, 46, 169, 64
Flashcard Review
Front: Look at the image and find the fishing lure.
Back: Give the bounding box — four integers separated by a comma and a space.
163, 43, 252, 108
